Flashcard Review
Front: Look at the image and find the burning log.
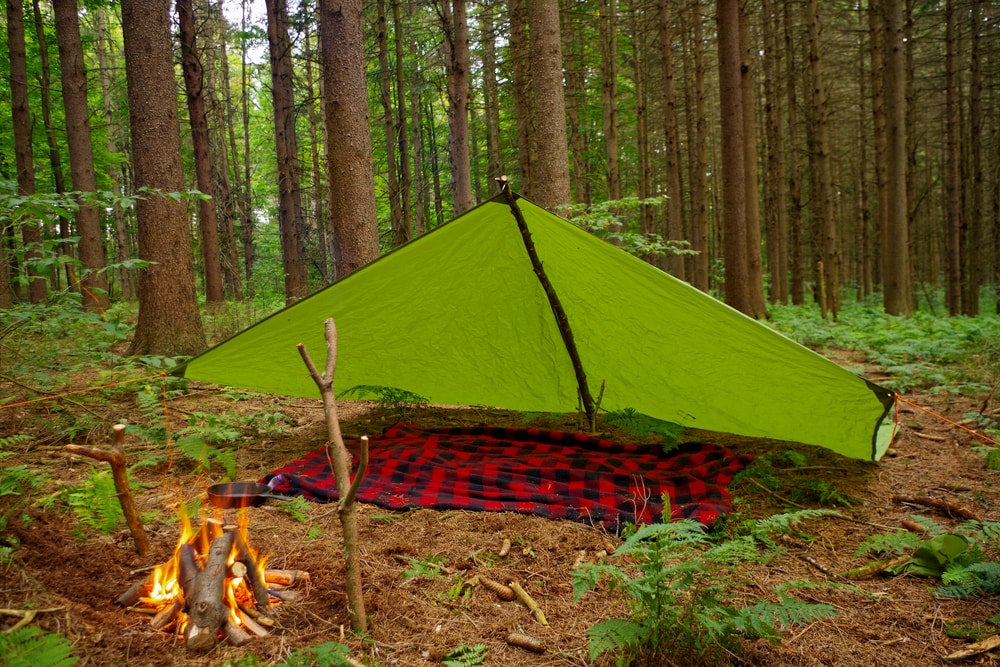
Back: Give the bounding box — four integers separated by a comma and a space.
116, 514, 309, 649
264, 568, 311, 586
184, 530, 235, 652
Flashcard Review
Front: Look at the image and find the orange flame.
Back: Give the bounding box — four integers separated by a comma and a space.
145, 508, 270, 633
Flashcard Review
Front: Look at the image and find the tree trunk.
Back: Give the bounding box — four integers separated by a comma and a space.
599, 0, 621, 202
320, 0, 381, 277
561, 7, 589, 205
7, 0, 47, 302
206, 1, 243, 300
391, 0, 413, 238
238, 1, 256, 297
303, 27, 330, 281
526, 0, 571, 211
480, 0, 503, 196
122, 0, 206, 356
761, 0, 787, 304
739, 0, 768, 318
658, 0, 686, 279
716, 0, 751, 314
53, 0, 108, 310
804, 0, 839, 318
880, 0, 914, 315
376, 0, 403, 243
177, 0, 225, 305
94, 7, 135, 302
683, 0, 710, 292
265, 0, 309, 303
962, 0, 983, 316
942, 0, 962, 316
442, 0, 474, 215
780, 4, 803, 305
509, 0, 533, 197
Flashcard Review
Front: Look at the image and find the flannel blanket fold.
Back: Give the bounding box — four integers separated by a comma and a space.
264, 423, 751, 531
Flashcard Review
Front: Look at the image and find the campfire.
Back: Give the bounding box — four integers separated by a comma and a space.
116, 510, 309, 651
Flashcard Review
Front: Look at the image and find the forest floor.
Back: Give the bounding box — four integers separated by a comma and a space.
2, 352, 1000, 666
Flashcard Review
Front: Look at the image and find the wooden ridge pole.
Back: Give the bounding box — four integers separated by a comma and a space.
497, 177, 598, 429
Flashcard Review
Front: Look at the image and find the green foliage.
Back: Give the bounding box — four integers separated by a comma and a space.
573, 510, 838, 663
341, 385, 429, 412
558, 196, 698, 259
276, 496, 313, 522
855, 529, 924, 557
441, 643, 489, 667
767, 303, 1000, 394
789, 479, 858, 507
857, 518, 1000, 598
938, 561, 1000, 599
602, 408, 685, 452
0, 626, 77, 667
64, 468, 125, 536
400, 554, 448, 580
173, 412, 241, 479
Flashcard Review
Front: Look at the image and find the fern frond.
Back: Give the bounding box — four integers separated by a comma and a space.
0, 433, 32, 449
737, 597, 837, 641
855, 529, 922, 557
750, 509, 841, 539
0, 626, 77, 667
65, 468, 122, 535
957, 520, 1000, 544
587, 618, 647, 662
906, 514, 946, 535
937, 561, 1000, 599
441, 643, 488, 667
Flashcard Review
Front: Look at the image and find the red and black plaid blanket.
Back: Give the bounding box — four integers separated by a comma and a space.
264, 423, 752, 531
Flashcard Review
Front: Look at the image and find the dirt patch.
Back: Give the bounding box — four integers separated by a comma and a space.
2, 386, 1000, 666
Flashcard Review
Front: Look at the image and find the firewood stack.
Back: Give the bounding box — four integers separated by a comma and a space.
114, 516, 309, 651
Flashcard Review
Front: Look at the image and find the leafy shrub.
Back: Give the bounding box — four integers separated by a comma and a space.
0, 627, 77, 666
573, 509, 839, 664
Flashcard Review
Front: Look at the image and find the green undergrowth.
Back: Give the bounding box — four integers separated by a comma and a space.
768, 298, 1000, 395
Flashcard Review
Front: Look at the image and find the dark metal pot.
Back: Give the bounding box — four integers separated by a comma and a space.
206, 479, 293, 509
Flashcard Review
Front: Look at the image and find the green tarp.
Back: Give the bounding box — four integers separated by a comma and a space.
179, 194, 896, 461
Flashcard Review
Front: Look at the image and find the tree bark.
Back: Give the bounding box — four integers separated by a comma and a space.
761, 0, 787, 304
94, 7, 135, 302
53, 0, 108, 310
599, 0, 621, 202
717, 0, 751, 314
658, 0, 686, 279
509, 0, 533, 197
526, 0, 571, 211
320, 0, 382, 278
177, 0, 225, 305
122, 0, 206, 356
442, 0, 474, 215
391, 0, 413, 238
942, 0, 962, 316
377, 0, 403, 243
7, 0, 46, 302
265, 0, 309, 303
962, 0, 983, 316
480, 0, 503, 196
880, 0, 914, 315
561, 8, 590, 206
785, 1, 804, 305
682, 0, 710, 292
739, 0, 768, 318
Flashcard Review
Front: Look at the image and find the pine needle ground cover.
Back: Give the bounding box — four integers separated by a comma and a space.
2, 301, 1000, 666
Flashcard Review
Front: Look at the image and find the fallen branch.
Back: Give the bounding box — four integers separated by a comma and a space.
65, 424, 150, 557
0, 607, 65, 634
839, 554, 911, 579
509, 580, 547, 625
945, 634, 1000, 661
891, 495, 982, 521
